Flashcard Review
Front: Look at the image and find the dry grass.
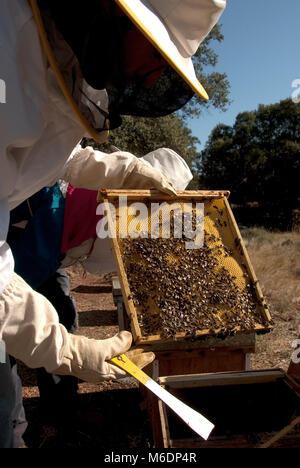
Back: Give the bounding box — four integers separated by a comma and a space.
244, 228, 300, 314
242, 228, 300, 370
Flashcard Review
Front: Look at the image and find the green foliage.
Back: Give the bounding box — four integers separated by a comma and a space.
198, 99, 300, 229
83, 24, 230, 189
85, 114, 196, 160
181, 25, 231, 119
83, 114, 201, 188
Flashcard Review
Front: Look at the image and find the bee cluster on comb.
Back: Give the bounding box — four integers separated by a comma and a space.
120, 229, 270, 339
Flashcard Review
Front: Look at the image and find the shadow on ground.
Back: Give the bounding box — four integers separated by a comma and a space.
23, 387, 153, 449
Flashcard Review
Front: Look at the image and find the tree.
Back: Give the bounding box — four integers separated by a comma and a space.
197, 99, 300, 229
83, 25, 230, 182
83, 114, 201, 189
182, 24, 231, 120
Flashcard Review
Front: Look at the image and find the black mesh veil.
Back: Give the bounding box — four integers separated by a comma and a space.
109, 66, 194, 119
37, 0, 195, 135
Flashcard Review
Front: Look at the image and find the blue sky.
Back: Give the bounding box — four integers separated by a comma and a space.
188, 0, 300, 150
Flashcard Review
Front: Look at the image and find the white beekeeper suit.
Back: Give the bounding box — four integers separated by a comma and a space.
0, 0, 179, 378
0, 0, 226, 448
0, 0, 225, 406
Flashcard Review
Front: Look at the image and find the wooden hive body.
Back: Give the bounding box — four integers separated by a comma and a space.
156, 370, 300, 448
98, 190, 273, 345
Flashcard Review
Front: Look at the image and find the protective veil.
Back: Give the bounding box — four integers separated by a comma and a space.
31, 0, 195, 141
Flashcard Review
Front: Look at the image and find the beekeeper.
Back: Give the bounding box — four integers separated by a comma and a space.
7, 148, 193, 443
0, 0, 226, 447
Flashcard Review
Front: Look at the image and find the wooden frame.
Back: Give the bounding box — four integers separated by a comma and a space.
98, 189, 231, 201
99, 189, 273, 345
158, 369, 287, 388
223, 197, 272, 323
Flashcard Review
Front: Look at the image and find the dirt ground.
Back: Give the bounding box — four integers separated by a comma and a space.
19, 261, 299, 448
20, 270, 154, 449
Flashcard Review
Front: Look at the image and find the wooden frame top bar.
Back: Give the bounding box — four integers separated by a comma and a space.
98, 189, 230, 202
158, 369, 286, 388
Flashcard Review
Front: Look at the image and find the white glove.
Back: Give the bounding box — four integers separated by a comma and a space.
0, 273, 154, 380
53, 330, 155, 382
63, 147, 177, 195
123, 158, 177, 195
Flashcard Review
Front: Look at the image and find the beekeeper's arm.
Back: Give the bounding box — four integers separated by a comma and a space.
0, 273, 153, 380
63, 145, 177, 195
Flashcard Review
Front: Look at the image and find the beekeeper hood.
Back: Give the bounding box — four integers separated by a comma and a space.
29, 0, 226, 143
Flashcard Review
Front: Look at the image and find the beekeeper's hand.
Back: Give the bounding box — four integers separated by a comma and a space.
122, 158, 177, 195
53, 330, 155, 382
1, 273, 154, 382
63, 146, 177, 195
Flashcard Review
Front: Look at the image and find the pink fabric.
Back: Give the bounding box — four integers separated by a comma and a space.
61, 185, 102, 254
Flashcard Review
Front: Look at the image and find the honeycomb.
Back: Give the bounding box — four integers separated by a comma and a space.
101, 191, 272, 342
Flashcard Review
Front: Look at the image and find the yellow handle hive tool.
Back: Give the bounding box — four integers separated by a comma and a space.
110, 354, 214, 440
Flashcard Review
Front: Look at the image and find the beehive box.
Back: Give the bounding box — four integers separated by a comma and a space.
156, 370, 300, 448
98, 190, 273, 345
